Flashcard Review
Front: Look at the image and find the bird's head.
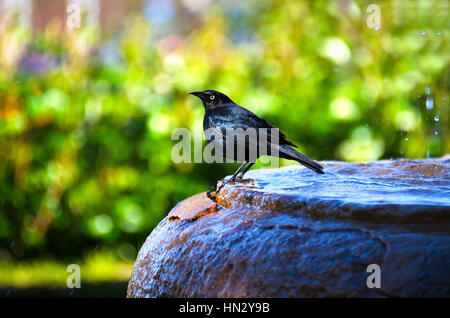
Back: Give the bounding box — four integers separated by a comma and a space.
189, 90, 233, 110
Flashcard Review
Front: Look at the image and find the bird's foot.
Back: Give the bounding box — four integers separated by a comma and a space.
218, 178, 231, 186
212, 179, 229, 195
228, 177, 237, 183
236, 176, 252, 183
210, 176, 253, 198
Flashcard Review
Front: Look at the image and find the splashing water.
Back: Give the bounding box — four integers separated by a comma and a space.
426, 96, 434, 110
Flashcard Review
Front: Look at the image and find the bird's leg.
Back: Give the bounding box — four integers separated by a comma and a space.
214, 161, 248, 194
228, 161, 248, 182
237, 162, 254, 181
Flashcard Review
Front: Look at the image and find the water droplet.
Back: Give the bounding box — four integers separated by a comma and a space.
434, 131, 439, 135
405, 138, 409, 141
434, 116, 440, 122
425, 87, 431, 95
421, 31, 426, 36
426, 96, 434, 110
436, 31, 442, 36
374, 26, 380, 31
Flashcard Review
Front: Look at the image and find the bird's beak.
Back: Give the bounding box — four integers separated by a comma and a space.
189, 91, 203, 98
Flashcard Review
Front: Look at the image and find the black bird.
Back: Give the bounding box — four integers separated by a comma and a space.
190, 90, 324, 189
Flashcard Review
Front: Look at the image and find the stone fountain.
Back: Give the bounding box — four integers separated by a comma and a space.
127, 156, 450, 297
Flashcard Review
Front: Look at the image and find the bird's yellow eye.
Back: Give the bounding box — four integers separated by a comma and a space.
210, 95, 215, 100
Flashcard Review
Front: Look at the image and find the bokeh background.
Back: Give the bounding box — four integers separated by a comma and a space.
0, 0, 448, 296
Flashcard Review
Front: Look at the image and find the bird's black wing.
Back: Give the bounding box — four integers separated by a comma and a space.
206, 104, 324, 174
207, 105, 297, 147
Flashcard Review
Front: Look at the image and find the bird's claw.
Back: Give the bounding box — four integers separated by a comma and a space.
214, 173, 254, 194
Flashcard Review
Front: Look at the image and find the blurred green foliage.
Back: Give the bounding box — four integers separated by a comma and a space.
0, 251, 132, 287
0, 0, 448, 283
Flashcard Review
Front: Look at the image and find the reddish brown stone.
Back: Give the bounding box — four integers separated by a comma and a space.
127, 157, 450, 298
167, 192, 218, 221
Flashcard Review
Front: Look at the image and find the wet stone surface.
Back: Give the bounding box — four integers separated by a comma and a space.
127, 156, 450, 298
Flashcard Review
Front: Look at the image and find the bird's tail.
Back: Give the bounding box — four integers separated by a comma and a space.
279, 145, 325, 174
